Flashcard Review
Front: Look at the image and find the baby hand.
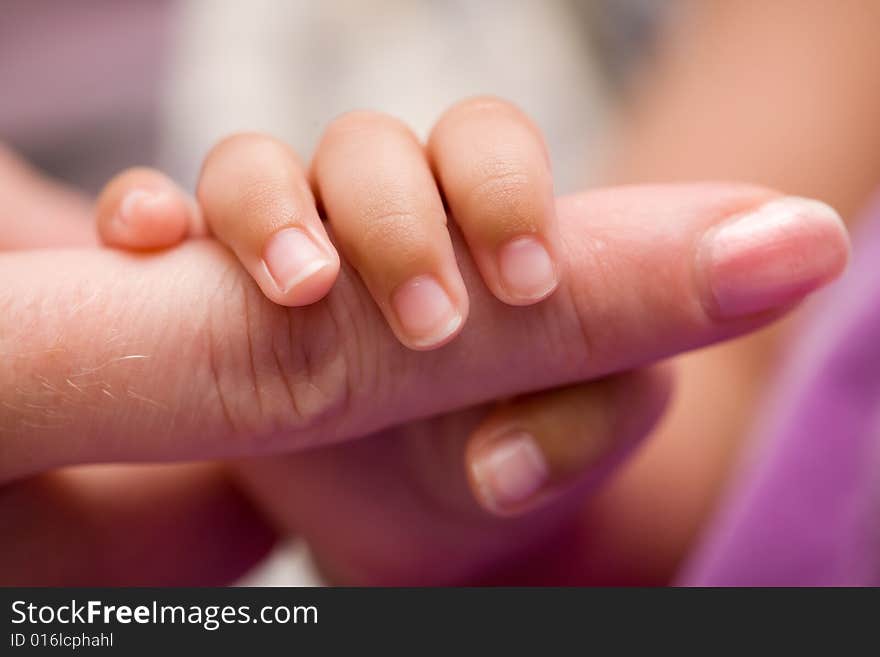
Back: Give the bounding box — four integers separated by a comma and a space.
95, 97, 560, 350
92, 99, 637, 518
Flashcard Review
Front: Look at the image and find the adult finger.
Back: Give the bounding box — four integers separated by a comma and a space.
0, 185, 849, 480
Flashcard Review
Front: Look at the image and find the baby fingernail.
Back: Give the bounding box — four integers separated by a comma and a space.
497, 236, 558, 303
471, 431, 549, 514
704, 196, 850, 318
263, 228, 332, 294
391, 275, 462, 349
117, 189, 164, 225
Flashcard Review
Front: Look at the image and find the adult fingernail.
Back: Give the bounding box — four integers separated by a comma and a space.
497, 236, 558, 303
390, 275, 462, 349
470, 431, 549, 514
704, 196, 850, 318
263, 228, 333, 294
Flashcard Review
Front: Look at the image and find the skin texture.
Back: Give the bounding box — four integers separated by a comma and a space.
90, 80, 852, 578
92, 102, 663, 532
428, 98, 561, 306
0, 150, 273, 585
2, 184, 846, 479
100, 99, 563, 350
2, 175, 849, 585
6, 140, 683, 585
95, 146, 642, 520
8, 0, 879, 585
197, 136, 340, 307
92, 109, 678, 579
310, 114, 470, 349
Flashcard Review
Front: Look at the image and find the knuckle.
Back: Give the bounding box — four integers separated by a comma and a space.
464, 164, 542, 236
469, 162, 531, 199
356, 210, 440, 269
203, 267, 361, 449
555, 243, 618, 373
333, 180, 443, 265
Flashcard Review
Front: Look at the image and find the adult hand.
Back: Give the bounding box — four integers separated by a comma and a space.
0, 180, 848, 582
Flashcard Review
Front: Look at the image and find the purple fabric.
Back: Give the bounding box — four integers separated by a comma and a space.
680, 197, 880, 586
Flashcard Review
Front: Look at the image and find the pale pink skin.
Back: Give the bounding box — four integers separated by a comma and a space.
0, 149, 272, 586
0, 183, 849, 584
1, 186, 849, 472
5, 184, 848, 476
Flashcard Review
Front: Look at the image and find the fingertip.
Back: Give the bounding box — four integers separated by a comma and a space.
467, 429, 550, 517
701, 196, 852, 319
465, 368, 674, 517
96, 168, 195, 251
107, 189, 190, 249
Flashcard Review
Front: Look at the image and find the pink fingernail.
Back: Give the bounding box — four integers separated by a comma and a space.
704, 197, 850, 318
117, 189, 164, 225
471, 432, 549, 514
390, 275, 462, 349
263, 228, 332, 294
497, 236, 558, 303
